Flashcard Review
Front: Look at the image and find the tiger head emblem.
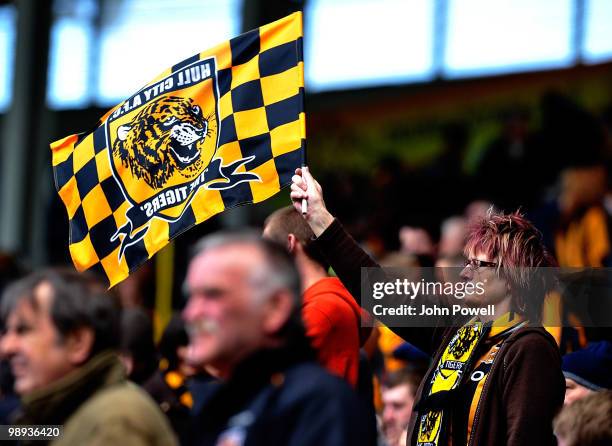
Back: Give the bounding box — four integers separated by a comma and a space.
112, 96, 215, 190
448, 325, 479, 358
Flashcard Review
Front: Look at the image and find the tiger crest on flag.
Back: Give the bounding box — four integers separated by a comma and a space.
112, 96, 215, 190
105, 57, 259, 258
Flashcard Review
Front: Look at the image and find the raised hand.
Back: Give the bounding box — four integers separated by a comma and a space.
290, 167, 334, 237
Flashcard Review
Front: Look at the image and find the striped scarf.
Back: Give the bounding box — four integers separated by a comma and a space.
415, 321, 490, 446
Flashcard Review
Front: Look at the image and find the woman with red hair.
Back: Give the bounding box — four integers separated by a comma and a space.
291, 167, 564, 446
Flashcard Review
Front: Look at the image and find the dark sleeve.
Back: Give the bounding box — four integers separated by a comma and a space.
312, 218, 442, 355
501, 334, 565, 446
313, 218, 379, 299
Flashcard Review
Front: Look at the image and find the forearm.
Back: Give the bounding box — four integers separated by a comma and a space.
308, 208, 335, 238
312, 219, 379, 301
312, 219, 441, 354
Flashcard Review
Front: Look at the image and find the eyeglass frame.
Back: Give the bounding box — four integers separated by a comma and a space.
464, 258, 498, 271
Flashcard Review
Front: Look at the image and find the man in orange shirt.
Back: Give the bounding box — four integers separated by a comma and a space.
263, 206, 369, 387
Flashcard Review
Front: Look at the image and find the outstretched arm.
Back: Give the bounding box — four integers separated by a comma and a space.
290, 167, 441, 354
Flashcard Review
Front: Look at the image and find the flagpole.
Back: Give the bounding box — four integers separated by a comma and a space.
297, 19, 308, 215
301, 144, 308, 215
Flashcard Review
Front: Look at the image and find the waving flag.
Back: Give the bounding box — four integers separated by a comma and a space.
51, 12, 305, 286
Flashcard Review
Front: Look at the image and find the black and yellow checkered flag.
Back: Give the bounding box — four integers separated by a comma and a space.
51, 12, 306, 287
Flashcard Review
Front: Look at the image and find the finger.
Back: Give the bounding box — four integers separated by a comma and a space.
294, 167, 302, 176
290, 190, 307, 201
290, 183, 307, 197
291, 174, 307, 191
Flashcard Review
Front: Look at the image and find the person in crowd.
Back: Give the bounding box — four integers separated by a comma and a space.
553, 165, 610, 267
399, 227, 435, 259
120, 307, 192, 444
377, 253, 422, 375
464, 200, 495, 225
381, 368, 425, 446
183, 231, 374, 445
0, 269, 177, 445
562, 340, 612, 406
157, 314, 194, 379
119, 308, 158, 385
263, 205, 368, 387
553, 390, 612, 446
438, 216, 468, 259
0, 253, 25, 423
290, 167, 564, 446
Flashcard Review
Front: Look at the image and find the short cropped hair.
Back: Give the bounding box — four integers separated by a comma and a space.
554, 390, 612, 446
382, 368, 425, 396
264, 206, 330, 271
464, 209, 555, 320
1, 268, 121, 358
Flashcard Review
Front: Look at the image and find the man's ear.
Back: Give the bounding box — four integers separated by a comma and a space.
65, 327, 95, 366
119, 353, 134, 376
287, 234, 297, 254
262, 289, 295, 335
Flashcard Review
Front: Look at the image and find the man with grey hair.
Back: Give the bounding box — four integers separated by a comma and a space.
183, 231, 374, 446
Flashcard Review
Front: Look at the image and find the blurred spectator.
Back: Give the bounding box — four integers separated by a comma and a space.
158, 314, 193, 378
0, 269, 177, 445
0, 253, 24, 424
438, 216, 467, 258
183, 232, 374, 445
554, 165, 610, 267
120, 309, 196, 442
115, 263, 155, 308
144, 314, 196, 445
168, 307, 219, 419
377, 253, 421, 375
434, 254, 465, 286
562, 341, 612, 406
377, 325, 407, 374
399, 226, 434, 258
381, 368, 425, 446
464, 200, 495, 224
120, 308, 158, 385
263, 206, 369, 388
554, 390, 612, 446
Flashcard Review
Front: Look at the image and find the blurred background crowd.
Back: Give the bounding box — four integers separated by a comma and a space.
0, 0, 611, 445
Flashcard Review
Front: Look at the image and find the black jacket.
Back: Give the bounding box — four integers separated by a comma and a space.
191, 338, 375, 446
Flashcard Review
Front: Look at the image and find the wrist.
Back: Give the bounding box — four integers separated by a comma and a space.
309, 209, 334, 237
